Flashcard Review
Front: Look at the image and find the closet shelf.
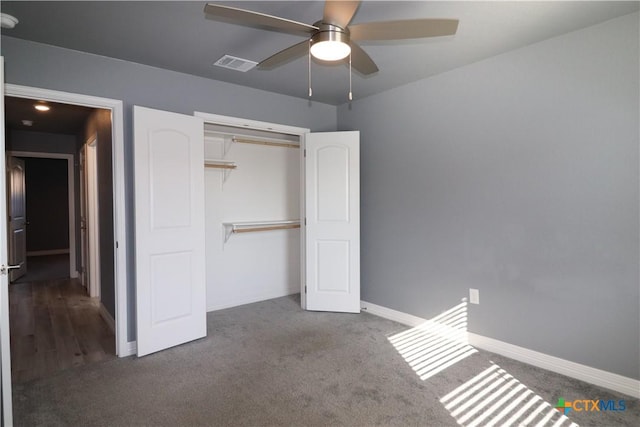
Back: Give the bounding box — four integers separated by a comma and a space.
223, 220, 300, 243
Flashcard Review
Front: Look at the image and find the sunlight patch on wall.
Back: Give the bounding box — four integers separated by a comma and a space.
440, 362, 579, 427
388, 301, 478, 380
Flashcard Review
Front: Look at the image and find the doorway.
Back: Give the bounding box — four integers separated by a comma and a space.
8, 153, 76, 283
3, 96, 116, 382
5, 98, 116, 382
3, 84, 129, 359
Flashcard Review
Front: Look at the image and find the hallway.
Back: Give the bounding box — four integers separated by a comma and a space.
9, 255, 115, 383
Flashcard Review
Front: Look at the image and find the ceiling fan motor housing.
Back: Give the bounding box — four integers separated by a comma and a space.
310, 22, 351, 61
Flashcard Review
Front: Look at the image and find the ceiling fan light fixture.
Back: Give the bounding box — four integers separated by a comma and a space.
0, 13, 18, 29
310, 27, 350, 61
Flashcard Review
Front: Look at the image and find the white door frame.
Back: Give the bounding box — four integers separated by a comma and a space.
79, 144, 88, 290
5, 84, 130, 356
7, 152, 77, 279
85, 136, 101, 299
0, 56, 13, 427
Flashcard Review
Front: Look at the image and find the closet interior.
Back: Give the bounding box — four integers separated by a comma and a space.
203, 122, 303, 311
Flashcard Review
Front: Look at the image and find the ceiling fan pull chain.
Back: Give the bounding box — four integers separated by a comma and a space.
308, 40, 313, 97
348, 51, 353, 101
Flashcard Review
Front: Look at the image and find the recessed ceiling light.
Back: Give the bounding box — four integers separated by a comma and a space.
34, 104, 50, 112
0, 13, 18, 29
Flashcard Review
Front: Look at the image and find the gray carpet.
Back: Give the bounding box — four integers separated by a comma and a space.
12, 295, 638, 426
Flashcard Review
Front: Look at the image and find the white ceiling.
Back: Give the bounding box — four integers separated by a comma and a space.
1, 1, 638, 105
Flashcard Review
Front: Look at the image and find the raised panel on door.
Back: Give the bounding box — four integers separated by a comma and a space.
134, 106, 206, 357
305, 131, 360, 313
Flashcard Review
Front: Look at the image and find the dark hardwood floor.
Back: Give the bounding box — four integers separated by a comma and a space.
13, 254, 71, 284
9, 256, 116, 384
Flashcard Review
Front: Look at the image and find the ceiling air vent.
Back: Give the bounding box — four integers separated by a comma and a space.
213, 55, 258, 72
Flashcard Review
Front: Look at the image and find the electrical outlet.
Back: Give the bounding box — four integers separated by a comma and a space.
470, 288, 480, 305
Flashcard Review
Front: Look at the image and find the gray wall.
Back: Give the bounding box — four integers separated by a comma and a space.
8, 129, 77, 154
338, 12, 639, 379
1, 36, 338, 342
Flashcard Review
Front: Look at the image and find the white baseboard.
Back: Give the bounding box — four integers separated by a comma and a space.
361, 300, 426, 327
361, 300, 640, 399
467, 333, 640, 399
26, 249, 70, 256
99, 303, 116, 334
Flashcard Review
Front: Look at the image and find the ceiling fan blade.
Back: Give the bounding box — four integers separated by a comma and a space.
349, 19, 459, 41
323, 0, 360, 28
204, 3, 317, 36
258, 40, 309, 70
349, 42, 378, 75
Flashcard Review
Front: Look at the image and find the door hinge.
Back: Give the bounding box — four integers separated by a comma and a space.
304, 149, 306, 157
304, 285, 307, 293
116, 241, 119, 248
304, 218, 306, 226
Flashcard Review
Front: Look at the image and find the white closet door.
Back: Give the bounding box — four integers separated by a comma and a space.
0, 56, 14, 427
134, 106, 206, 356
305, 131, 360, 313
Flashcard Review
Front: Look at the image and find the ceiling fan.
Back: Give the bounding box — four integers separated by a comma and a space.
204, 1, 459, 75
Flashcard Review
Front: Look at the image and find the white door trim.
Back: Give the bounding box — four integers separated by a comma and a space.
8, 151, 77, 279
79, 142, 88, 290
85, 137, 101, 299
194, 111, 310, 136
0, 56, 14, 427
4, 84, 130, 356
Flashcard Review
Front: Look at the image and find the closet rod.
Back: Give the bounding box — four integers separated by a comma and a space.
204, 163, 236, 169
232, 136, 299, 149
223, 220, 301, 242
233, 224, 300, 234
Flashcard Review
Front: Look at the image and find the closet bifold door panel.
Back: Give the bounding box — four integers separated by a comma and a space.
304, 131, 361, 313
133, 106, 206, 357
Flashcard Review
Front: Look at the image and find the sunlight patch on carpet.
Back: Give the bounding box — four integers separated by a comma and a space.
387, 301, 477, 380
440, 362, 579, 427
